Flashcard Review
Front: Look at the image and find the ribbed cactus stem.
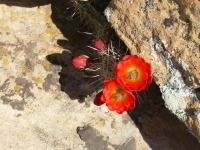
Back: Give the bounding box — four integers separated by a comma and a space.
70, 0, 110, 40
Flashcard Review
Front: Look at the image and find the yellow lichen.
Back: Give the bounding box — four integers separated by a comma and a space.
83, 97, 87, 101
10, 11, 17, 20
14, 85, 21, 93
3, 58, 10, 66
39, 34, 45, 40
35, 77, 43, 83
37, 49, 43, 55
2, 7, 6, 13
16, 50, 23, 55
3, 26, 10, 32
21, 16, 25, 19
46, 29, 60, 35
43, 60, 50, 66
37, 7, 44, 15
54, 43, 62, 48
48, 51, 57, 55
0, 49, 7, 57
25, 68, 31, 74
0, 18, 5, 22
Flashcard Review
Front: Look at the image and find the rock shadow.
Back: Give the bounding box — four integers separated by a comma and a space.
46, 49, 103, 101
47, 0, 104, 100
0, 0, 51, 7
127, 81, 200, 149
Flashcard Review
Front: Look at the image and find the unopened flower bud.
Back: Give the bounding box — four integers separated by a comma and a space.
93, 91, 105, 106
94, 40, 108, 51
72, 55, 90, 68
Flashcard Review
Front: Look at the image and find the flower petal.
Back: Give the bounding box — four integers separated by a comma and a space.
107, 104, 115, 111
101, 78, 138, 114
122, 55, 132, 61
114, 55, 152, 91
116, 110, 123, 114
127, 100, 135, 109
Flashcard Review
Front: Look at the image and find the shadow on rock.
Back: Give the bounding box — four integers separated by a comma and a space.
46, 0, 104, 101
0, 0, 51, 7
51, 0, 94, 48
46, 47, 103, 101
127, 81, 200, 150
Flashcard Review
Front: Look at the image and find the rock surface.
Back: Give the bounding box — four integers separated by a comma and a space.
105, 0, 200, 141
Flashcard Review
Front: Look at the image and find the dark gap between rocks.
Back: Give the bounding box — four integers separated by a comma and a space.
128, 81, 200, 150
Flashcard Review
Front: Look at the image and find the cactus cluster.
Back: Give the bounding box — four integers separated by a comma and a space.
69, 0, 126, 80
69, 1, 153, 113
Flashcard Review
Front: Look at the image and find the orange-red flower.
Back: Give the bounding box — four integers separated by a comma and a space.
100, 79, 137, 114
113, 55, 152, 91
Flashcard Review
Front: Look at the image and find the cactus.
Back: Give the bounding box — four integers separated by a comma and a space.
69, 0, 111, 41
69, 0, 127, 87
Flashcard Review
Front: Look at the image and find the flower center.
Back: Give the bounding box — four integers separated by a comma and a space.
128, 71, 137, 80
115, 93, 123, 101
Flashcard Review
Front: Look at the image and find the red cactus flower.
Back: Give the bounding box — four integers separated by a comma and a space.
113, 55, 152, 91
100, 79, 137, 114
94, 40, 108, 51
72, 55, 90, 68
93, 91, 105, 106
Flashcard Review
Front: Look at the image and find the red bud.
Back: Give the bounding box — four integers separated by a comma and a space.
94, 40, 108, 51
72, 55, 90, 68
93, 91, 105, 106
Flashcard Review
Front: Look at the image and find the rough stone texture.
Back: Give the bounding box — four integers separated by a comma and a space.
105, 0, 200, 141
0, 0, 151, 149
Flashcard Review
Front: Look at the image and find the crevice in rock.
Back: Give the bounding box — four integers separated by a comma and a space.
128, 81, 200, 149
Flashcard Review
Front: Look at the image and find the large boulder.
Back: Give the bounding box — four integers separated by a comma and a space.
105, 0, 200, 141
0, 0, 151, 149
